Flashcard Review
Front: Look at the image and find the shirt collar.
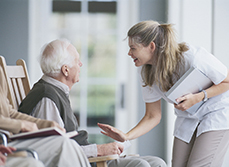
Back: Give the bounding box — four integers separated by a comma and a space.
41, 75, 70, 96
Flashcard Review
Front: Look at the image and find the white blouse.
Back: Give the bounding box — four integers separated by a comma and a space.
140, 45, 229, 143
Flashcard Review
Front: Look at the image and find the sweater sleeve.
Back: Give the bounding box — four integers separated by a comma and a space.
1, 88, 59, 133
9, 108, 58, 130
0, 115, 22, 134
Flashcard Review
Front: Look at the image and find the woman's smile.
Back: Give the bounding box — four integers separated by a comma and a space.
134, 58, 138, 62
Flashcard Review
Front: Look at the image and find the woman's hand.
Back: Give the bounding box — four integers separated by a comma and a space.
174, 93, 203, 111
0, 152, 6, 165
0, 145, 16, 165
97, 123, 127, 142
0, 145, 16, 154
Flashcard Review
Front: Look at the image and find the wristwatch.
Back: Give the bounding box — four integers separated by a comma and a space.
202, 90, 208, 102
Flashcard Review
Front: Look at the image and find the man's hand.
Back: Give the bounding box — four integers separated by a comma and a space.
97, 142, 124, 156
50, 121, 66, 133
20, 120, 39, 132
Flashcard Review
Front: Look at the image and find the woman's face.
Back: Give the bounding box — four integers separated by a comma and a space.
128, 38, 155, 67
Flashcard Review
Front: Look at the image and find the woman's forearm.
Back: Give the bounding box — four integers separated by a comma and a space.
201, 70, 229, 101
126, 113, 161, 140
126, 101, 161, 140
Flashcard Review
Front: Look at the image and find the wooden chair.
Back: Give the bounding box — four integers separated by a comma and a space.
0, 56, 118, 167
0, 56, 30, 109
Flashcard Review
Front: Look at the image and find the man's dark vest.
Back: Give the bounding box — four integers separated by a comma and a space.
19, 79, 89, 145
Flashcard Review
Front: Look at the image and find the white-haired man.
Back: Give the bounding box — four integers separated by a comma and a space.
19, 39, 167, 167
0, 65, 91, 167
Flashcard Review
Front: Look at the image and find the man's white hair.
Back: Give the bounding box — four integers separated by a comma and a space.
39, 38, 75, 77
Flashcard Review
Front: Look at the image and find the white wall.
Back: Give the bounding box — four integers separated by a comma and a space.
28, 0, 53, 85
214, 1, 229, 166
0, 0, 29, 65
137, 0, 167, 160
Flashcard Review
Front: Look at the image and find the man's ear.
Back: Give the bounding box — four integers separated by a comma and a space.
61, 65, 69, 77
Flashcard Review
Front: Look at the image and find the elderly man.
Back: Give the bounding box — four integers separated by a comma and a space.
19, 39, 167, 167
0, 66, 90, 167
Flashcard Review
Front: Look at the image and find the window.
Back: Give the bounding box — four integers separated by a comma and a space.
51, 0, 117, 144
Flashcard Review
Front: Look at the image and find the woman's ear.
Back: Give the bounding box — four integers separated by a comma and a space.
61, 65, 69, 77
150, 42, 156, 52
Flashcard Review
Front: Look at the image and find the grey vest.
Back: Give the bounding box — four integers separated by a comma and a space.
19, 79, 89, 145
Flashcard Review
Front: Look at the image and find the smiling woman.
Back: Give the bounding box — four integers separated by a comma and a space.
98, 20, 229, 167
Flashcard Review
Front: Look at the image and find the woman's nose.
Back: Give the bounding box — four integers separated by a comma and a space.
128, 50, 132, 56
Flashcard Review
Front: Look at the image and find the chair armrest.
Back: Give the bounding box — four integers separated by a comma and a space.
0, 131, 39, 160
14, 148, 39, 160
0, 132, 8, 146
88, 154, 119, 163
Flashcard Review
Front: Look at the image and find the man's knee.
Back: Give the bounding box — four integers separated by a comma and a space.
143, 156, 167, 167
108, 157, 151, 167
25, 158, 44, 167
133, 158, 151, 167
7, 157, 44, 167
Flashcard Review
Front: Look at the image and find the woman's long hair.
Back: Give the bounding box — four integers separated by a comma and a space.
128, 20, 189, 92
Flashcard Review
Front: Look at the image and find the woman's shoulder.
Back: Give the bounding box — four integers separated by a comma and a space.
185, 44, 210, 56
183, 44, 210, 66
184, 44, 202, 56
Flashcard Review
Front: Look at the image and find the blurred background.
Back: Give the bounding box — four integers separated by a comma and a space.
0, 0, 229, 166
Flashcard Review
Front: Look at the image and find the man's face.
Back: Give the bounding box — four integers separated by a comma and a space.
68, 44, 82, 84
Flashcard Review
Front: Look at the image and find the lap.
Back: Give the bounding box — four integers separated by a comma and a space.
8, 136, 90, 167
6, 157, 44, 167
108, 155, 166, 167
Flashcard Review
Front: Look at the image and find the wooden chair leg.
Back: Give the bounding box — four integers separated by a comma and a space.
96, 161, 107, 167
88, 154, 118, 167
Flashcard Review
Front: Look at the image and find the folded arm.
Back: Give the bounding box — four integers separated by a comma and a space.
175, 70, 229, 111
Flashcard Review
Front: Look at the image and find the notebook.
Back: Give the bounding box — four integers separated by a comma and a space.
9, 127, 78, 140
165, 66, 213, 114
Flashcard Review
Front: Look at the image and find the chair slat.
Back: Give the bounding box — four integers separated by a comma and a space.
11, 78, 20, 109
17, 78, 26, 100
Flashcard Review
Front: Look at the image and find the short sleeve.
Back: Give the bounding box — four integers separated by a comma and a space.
138, 67, 162, 103
194, 47, 228, 85
141, 85, 162, 103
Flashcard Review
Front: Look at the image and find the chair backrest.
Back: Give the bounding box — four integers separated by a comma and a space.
0, 56, 31, 109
